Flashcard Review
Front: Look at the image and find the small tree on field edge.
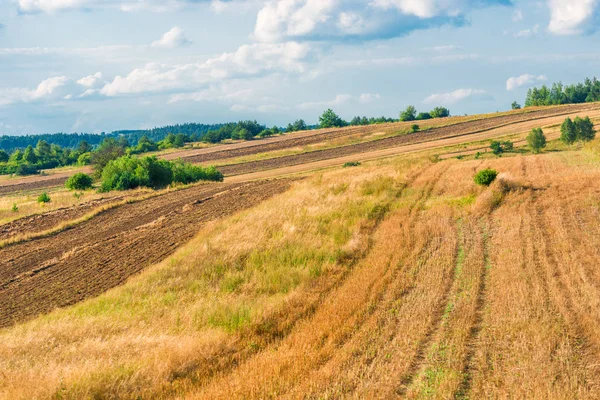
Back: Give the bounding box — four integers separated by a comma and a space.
400, 105, 417, 122
527, 128, 547, 154
560, 117, 577, 145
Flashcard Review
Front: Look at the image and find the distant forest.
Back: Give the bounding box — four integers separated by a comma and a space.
525, 77, 600, 107
0, 123, 225, 153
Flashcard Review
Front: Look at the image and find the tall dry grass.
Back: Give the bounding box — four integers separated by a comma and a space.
0, 155, 426, 399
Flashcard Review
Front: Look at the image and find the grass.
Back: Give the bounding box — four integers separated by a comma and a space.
2, 107, 600, 399
0, 155, 426, 399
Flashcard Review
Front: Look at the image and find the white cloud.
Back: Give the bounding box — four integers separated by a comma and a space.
506, 74, 547, 91
548, 0, 600, 35
101, 41, 313, 96
151, 27, 191, 48
77, 72, 103, 87
253, 0, 509, 42
423, 89, 489, 105
0, 76, 73, 105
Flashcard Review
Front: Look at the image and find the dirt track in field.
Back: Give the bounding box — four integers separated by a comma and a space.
0, 179, 294, 328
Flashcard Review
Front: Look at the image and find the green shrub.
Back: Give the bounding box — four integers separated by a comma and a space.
37, 192, 51, 203
12, 203, 18, 212
15, 163, 38, 176
474, 169, 498, 186
411, 124, 420, 133
343, 161, 361, 168
172, 161, 224, 184
65, 173, 93, 190
101, 155, 223, 192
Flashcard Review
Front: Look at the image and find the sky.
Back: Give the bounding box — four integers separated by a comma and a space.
1, 0, 600, 135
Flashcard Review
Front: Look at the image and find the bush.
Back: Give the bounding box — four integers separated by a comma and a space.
343, 161, 361, 168
101, 155, 223, 192
37, 192, 51, 203
490, 140, 513, 155
172, 161, 224, 184
474, 169, 498, 186
411, 124, 420, 133
15, 163, 38, 176
12, 203, 18, 212
65, 173, 94, 190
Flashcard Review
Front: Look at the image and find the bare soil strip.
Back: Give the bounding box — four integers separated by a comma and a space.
219, 104, 600, 176
0, 179, 294, 329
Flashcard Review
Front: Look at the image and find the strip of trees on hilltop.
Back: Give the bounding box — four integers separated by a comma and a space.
524, 77, 600, 107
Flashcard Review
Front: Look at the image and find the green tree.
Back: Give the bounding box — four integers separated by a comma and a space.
35, 140, 51, 158
411, 124, 420, 133
292, 119, 307, 131
511, 101, 521, 110
23, 145, 38, 164
77, 140, 93, 154
490, 141, 504, 155
400, 105, 417, 122
65, 173, 94, 190
527, 128, 547, 154
430, 107, 450, 118
560, 117, 577, 145
574, 116, 596, 142
319, 109, 345, 128
10, 149, 23, 162
90, 137, 126, 176
416, 112, 431, 120
0, 149, 8, 163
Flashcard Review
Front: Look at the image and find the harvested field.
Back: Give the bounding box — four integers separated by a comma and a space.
0, 179, 294, 329
1, 103, 598, 197
3, 105, 600, 399
219, 105, 600, 176
183, 103, 600, 166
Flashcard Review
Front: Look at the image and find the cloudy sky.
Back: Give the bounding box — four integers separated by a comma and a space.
1, 0, 600, 135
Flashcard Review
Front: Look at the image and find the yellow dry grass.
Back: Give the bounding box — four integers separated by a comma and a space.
3, 136, 600, 399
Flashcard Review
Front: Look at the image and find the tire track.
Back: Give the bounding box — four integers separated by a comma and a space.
454, 219, 491, 399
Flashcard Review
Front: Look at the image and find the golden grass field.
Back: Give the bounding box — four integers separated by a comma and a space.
2, 106, 600, 399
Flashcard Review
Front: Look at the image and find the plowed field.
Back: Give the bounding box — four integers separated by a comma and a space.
0, 179, 294, 328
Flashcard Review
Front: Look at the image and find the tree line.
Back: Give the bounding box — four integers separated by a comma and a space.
524, 77, 600, 107
0, 132, 198, 176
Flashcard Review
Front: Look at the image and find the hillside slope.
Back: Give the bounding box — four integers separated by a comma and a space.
3, 143, 600, 398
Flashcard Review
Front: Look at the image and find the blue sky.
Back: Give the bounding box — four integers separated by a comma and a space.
1, 0, 600, 135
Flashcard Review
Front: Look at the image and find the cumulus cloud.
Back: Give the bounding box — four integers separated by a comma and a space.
253, 0, 511, 42
548, 0, 600, 35
151, 27, 191, 48
100, 41, 313, 96
423, 88, 490, 105
77, 72, 103, 87
506, 73, 547, 91
0, 76, 73, 105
